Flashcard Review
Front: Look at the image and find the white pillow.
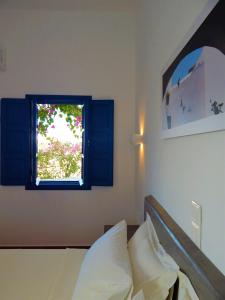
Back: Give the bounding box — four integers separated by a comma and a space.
177, 271, 199, 300
132, 290, 145, 300
72, 220, 133, 300
128, 213, 179, 300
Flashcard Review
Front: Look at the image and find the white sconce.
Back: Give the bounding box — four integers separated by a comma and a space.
131, 134, 144, 146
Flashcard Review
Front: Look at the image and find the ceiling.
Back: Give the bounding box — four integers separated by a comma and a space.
0, 0, 138, 12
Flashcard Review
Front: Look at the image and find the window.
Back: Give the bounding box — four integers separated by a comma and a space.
37, 104, 83, 181
27, 95, 91, 190
1, 96, 114, 189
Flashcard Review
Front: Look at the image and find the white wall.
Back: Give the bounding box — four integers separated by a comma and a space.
0, 9, 136, 245
135, 0, 225, 274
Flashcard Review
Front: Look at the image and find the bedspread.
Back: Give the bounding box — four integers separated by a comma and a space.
0, 248, 86, 300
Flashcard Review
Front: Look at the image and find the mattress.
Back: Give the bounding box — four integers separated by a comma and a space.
0, 248, 87, 300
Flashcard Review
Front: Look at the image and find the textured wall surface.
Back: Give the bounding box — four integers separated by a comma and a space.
135, 0, 225, 274
0, 9, 136, 245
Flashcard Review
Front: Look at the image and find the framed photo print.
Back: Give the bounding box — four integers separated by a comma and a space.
161, 0, 225, 138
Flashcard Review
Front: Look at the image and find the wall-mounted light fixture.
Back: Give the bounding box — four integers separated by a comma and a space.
131, 133, 144, 146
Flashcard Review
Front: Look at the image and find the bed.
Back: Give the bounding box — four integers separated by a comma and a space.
106, 195, 225, 300
144, 195, 225, 300
0, 195, 224, 300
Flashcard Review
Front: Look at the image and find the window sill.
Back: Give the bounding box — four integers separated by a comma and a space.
25, 181, 91, 190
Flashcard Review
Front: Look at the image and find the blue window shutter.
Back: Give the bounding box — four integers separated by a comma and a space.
90, 100, 114, 186
1, 99, 29, 185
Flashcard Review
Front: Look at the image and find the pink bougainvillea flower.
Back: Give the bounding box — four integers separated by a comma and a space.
75, 116, 82, 126
71, 144, 81, 154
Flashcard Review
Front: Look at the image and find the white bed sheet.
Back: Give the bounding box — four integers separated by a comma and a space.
0, 248, 87, 300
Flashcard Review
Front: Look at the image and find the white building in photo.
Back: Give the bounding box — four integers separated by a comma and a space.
162, 46, 225, 130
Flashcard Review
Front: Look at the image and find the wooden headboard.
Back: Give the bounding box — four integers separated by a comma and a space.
145, 195, 225, 300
